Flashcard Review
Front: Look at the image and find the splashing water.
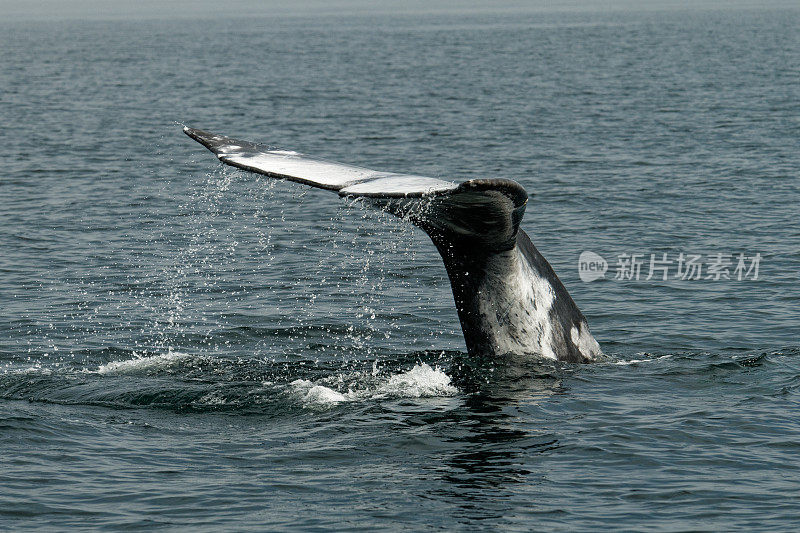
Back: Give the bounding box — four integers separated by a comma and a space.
291, 363, 458, 406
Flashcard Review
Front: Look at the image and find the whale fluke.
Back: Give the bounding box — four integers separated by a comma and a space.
184, 126, 601, 362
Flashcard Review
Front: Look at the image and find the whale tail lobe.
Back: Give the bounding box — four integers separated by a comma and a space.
183, 126, 527, 249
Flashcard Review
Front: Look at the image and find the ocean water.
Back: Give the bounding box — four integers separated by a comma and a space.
2, 5, 799, 530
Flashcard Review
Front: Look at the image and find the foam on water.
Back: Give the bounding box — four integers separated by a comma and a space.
611, 354, 675, 365
376, 362, 458, 398
291, 379, 350, 405
290, 363, 458, 406
97, 351, 194, 375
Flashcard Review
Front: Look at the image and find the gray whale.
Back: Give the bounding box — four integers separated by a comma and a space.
184, 127, 601, 363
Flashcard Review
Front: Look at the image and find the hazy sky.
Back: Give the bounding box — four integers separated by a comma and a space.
1, 0, 796, 21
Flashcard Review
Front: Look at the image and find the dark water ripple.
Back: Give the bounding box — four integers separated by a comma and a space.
2, 6, 800, 531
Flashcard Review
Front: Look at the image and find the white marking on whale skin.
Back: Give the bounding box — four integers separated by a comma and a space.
341, 176, 456, 196
221, 152, 381, 187
478, 247, 557, 359
571, 323, 601, 361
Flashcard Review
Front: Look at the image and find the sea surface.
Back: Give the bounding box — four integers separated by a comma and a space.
2, 5, 799, 530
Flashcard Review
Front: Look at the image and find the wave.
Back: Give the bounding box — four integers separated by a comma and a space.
3, 349, 797, 413
96, 350, 194, 374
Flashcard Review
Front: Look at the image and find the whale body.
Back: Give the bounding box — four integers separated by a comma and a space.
184, 127, 601, 362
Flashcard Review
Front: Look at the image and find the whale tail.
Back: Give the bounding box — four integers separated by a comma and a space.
183, 127, 600, 362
